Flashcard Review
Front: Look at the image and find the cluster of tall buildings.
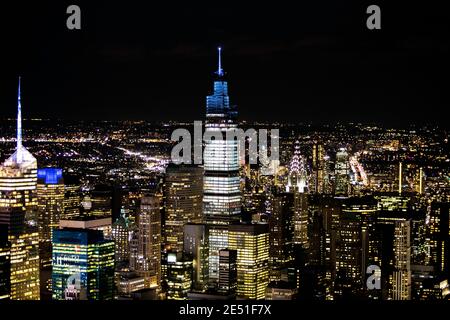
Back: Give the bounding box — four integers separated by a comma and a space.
0, 51, 449, 301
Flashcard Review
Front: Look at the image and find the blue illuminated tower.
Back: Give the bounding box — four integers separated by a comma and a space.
37, 168, 64, 268
203, 47, 241, 283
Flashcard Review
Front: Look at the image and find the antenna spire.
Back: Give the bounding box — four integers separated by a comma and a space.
17, 76, 23, 159
217, 46, 224, 77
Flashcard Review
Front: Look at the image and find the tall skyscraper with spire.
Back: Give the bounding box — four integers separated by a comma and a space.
286, 141, 309, 248
203, 48, 241, 283
0, 78, 40, 300
286, 140, 307, 193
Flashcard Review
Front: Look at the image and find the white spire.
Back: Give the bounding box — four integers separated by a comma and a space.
287, 140, 308, 193
216, 46, 224, 77
16, 76, 23, 162
3, 76, 36, 167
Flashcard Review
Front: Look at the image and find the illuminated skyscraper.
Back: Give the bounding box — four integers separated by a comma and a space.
308, 198, 340, 300
37, 168, 64, 268
334, 148, 350, 196
293, 192, 309, 248
164, 164, 203, 252
391, 219, 411, 300
183, 223, 209, 290
52, 228, 115, 300
269, 192, 294, 280
112, 213, 130, 264
0, 78, 40, 300
427, 202, 450, 277
129, 196, 161, 289
375, 204, 418, 300
334, 197, 377, 299
228, 223, 269, 300
312, 142, 325, 194
63, 176, 81, 219
286, 141, 307, 193
0, 225, 10, 300
218, 249, 237, 295
284, 142, 309, 249
89, 185, 113, 217
166, 252, 193, 300
203, 48, 241, 283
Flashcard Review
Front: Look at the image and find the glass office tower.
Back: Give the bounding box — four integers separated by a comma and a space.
37, 168, 64, 268
52, 228, 115, 300
228, 223, 269, 300
203, 48, 241, 283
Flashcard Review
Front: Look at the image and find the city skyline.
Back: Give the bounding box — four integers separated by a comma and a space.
0, 1, 449, 306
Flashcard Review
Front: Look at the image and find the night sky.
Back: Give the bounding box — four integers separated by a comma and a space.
0, 1, 448, 125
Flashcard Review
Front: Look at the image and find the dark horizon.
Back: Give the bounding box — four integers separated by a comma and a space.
0, 1, 449, 126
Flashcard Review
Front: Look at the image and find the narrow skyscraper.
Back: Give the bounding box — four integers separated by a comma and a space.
0, 78, 40, 300
37, 168, 64, 268
129, 196, 162, 290
164, 164, 203, 252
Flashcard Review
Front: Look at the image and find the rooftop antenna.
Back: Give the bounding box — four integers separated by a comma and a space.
216, 46, 224, 77
16, 76, 23, 162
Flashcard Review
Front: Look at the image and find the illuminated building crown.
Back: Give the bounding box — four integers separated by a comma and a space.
3, 77, 36, 168
287, 140, 308, 193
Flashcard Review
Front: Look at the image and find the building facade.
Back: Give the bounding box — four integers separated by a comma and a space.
203, 48, 241, 283
52, 228, 115, 300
